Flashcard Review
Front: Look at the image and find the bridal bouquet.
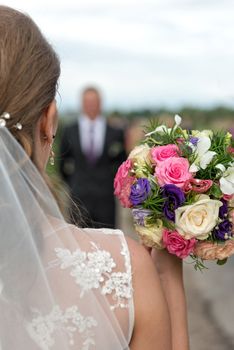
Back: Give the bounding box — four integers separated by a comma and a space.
114, 115, 234, 270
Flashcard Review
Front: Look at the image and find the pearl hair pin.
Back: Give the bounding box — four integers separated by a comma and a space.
14, 122, 23, 130
0, 112, 10, 128
0, 112, 23, 130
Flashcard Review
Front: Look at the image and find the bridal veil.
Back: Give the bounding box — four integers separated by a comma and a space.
0, 126, 133, 349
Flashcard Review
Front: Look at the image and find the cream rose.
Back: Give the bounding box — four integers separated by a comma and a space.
135, 219, 163, 249
128, 144, 151, 165
175, 195, 222, 240
128, 144, 152, 178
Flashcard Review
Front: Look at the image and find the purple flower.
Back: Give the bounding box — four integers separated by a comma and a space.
189, 136, 199, 146
130, 178, 151, 206
219, 199, 228, 219
162, 184, 185, 222
213, 220, 233, 241
132, 208, 153, 226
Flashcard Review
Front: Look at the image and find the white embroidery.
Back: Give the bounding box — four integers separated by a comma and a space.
54, 243, 116, 298
27, 305, 97, 350
102, 241, 133, 310
52, 239, 133, 310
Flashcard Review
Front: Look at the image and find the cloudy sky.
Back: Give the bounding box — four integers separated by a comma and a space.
3, 0, 234, 111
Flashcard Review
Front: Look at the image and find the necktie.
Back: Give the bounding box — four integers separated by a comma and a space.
86, 123, 96, 164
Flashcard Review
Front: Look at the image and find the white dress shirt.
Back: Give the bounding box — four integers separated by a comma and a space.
78, 114, 106, 159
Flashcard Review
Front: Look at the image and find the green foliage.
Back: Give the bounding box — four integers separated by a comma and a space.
209, 183, 223, 199
143, 119, 159, 135
144, 119, 190, 147
142, 180, 164, 214
189, 254, 208, 272
161, 217, 175, 230
217, 258, 228, 266
183, 191, 198, 205
195, 131, 233, 180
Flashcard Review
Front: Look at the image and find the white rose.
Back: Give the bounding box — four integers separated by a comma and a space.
175, 195, 222, 240
220, 166, 234, 195
135, 220, 163, 249
128, 144, 151, 165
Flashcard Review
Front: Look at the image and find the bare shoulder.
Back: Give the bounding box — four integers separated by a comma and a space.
124, 236, 172, 350
124, 236, 158, 276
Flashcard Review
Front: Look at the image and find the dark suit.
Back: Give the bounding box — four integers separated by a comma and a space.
59, 121, 126, 228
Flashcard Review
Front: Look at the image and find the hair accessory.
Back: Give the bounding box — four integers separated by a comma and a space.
14, 122, 23, 130
0, 112, 23, 131
0, 112, 11, 128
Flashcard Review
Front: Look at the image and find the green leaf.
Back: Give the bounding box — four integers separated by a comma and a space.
189, 254, 208, 272
210, 184, 223, 198
217, 258, 228, 266
161, 218, 175, 230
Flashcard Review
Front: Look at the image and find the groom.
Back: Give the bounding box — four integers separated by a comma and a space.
59, 87, 126, 228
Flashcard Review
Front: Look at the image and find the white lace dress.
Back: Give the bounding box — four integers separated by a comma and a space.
25, 227, 134, 350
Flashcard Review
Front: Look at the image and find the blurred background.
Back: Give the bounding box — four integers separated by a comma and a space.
4, 0, 234, 348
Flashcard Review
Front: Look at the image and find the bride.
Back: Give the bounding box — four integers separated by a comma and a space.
0, 6, 189, 350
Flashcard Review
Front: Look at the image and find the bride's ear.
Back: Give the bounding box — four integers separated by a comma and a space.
40, 99, 58, 144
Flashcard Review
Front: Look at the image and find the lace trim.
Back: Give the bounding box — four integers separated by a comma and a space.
50, 240, 133, 310
26, 305, 97, 350
83, 228, 123, 236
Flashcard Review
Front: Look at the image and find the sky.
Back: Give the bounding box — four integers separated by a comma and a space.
2, 0, 234, 111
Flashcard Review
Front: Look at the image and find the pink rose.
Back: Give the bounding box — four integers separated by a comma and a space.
163, 229, 196, 259
155, 157, 192, 188
151, 144, 180, 164
114, 160, 135, 208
